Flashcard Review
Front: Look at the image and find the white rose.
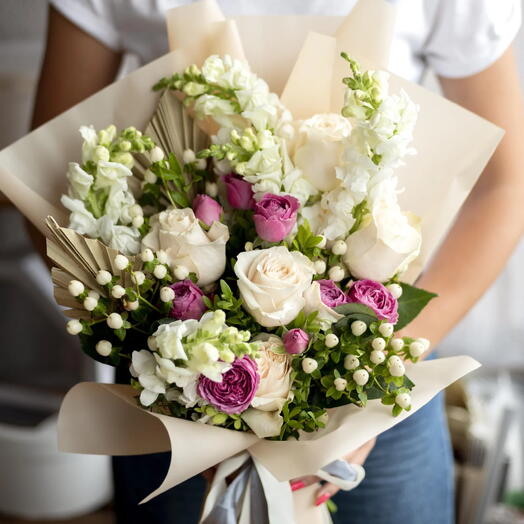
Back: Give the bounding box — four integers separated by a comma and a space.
234, 246, 314, 327
142, 208, 229, 286
293, 113, 352, 192
303, 281, 344, 329
344, 179, 421, 282
67, 162, 93, 200
99, 216, 141, 255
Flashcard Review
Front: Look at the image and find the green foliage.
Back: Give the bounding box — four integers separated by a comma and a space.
289, 220, 325, 259
395, 282, 438, 330
332, 303, 378, 334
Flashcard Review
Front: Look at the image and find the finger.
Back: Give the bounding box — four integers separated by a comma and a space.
289, 475, 320, 491
315, 482, 340, 506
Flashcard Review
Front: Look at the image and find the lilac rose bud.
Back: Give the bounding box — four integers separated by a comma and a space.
192, 194, 222, 226
169, 280, 206, 320
197, 356, 259, 414
223, 173, 255, 210
253, 194, 300, 243
347, 279, 399, 324
283, 329, 309, 355
317, 279, 349, 308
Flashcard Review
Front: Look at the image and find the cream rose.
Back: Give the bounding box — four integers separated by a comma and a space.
234, 246, 315, 327
293, 113, 352, 193
142, 208, 229, 286
343, 179, 421, 282
303, 281, 344, 329
242, 335, 292, 438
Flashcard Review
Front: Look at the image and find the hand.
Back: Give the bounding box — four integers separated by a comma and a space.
289, 438, 376, 506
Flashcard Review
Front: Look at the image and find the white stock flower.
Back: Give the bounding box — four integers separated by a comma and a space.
98, 216, 141, 255
293, 113, 352, 192
66, 163, 93, 200
142, 208, 229, 286
343, 178, 421, 282
154, 354, 199, 408
303, 280, 344, 329
187, 341, 231, 382
94, 161, 133, 192
61, 196, 99, 238
79, 125, 98, 163
131, 350, 166, 407
153, 319, 200, 360
301, 187, 357, 241
234, 246, 315, 327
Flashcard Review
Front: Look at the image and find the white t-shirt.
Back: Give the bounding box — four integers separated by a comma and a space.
51, 0, 521, 83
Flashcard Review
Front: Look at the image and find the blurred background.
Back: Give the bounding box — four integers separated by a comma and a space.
0, 1, 523, 523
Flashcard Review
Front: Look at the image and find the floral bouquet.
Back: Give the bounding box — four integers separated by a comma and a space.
0, 0, 502, 521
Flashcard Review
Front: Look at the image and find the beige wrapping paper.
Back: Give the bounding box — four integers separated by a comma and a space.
0, 0, 502, 520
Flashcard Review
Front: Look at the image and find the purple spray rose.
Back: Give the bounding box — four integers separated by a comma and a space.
317, 279, 349, 308
197, 356, 259, 414
347, 279, 399, 324
223, 173, 255, 210
192, 194, 222, 226
169, 280, 206, 320
283, 329, 309, 355
253, 194, 300, 243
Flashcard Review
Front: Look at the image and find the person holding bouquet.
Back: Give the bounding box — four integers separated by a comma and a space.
27, 1, 523, 523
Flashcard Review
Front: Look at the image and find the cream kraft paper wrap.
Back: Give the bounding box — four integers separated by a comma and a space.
0, 0, 501, 521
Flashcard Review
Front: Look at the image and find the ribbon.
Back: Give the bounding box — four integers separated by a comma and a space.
200, 454, 365, 524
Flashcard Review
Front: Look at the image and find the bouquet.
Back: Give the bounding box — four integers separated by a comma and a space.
0, 0, 502, 521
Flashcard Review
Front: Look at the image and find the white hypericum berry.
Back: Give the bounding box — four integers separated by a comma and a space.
132, 215, 144, 228
378, 323, 394, 338
147, 336, 158, 351
370, 350, 386, 365
129, 204, 143, 218
409, 341, 425, 358
344, 354, 360, 370
111, 285, 125, 299
302, 358, 318, 374
351, 320, 367, 337
83, 296, 98, 311
88, 290, 100, 300
140, 248, 154, 263
196, 158, 207, 170
114, 254, 129, 271
144, 169, 157, 184
328, 265, 345, 282
68, 280, 85, 297
96, 340, 112, 357
154, 264, 168, 279
183, 149, 196, 164
150, 146, 165, 163
124, 300, 139, 311
205, 181, 218, 198
244, 242, 254, 252
107, 313, 123, 330
66, 319, 83, 335
314, 260, 327, 274
417, 338, 431, 351
174, 265, 189, 281
160, 286, 175, 302
353, 369, 369, 386
156, 250, 168, 264
331, 240, 347, 256
371, 337, 386, 351
316, 235, 327, 249
388, 356, 406, 377
395, 393, 411, 410
387, 283, 403, 299
334, 377, 348, 391
390, 338, 405, 352
133, 271, 146, 286
96, 270, 112, 286
325, 333, 339, 348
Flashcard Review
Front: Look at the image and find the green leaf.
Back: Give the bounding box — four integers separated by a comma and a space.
334, 303, 377, 318
395, 283, 437, 330
332, 303, 378, 334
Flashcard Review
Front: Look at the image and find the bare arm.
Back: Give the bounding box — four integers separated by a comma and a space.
28, 5, 122, 259
408, 48, 524, 350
